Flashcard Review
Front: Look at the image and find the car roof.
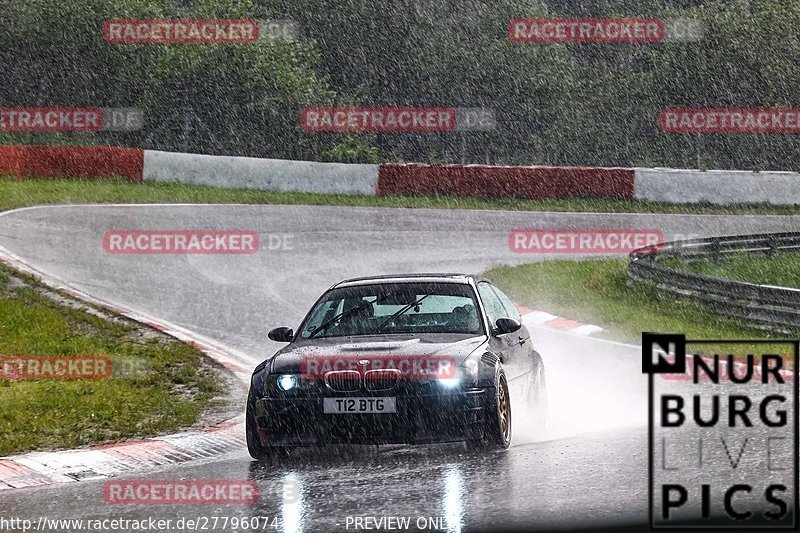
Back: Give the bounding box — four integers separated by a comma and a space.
332, 273, 484, 288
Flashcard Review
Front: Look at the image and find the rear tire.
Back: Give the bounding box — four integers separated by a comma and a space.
466, 369, 512, 451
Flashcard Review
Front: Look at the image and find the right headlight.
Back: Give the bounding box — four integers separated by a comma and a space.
277, 374, 298, 392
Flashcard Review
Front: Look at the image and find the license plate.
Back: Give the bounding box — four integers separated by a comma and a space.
323, 397, 396, 414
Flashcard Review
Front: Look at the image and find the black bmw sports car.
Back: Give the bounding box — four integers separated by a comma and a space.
246, 274, 547, 458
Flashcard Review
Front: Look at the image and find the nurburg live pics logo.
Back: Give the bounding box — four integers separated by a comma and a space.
642, 333, 799, 529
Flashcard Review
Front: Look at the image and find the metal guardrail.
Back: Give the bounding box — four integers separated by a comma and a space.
627, 232, 800, 331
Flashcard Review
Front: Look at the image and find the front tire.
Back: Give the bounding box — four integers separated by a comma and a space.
467, 369, 512, 451
246, 403, 267, 460
246, 401, 293, 461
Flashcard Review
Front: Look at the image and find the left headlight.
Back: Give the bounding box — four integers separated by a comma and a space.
277, 374, 298, 391
462, 358, 479, 378
437, 377, 461, 388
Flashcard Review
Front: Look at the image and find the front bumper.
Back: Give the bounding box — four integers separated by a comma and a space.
253, 386, 489, 446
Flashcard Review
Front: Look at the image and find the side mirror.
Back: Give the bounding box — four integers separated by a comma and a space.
268, 327, 294, 342
493, 317, 521, 335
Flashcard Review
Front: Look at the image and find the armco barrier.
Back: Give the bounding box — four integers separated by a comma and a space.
0, 146, 143, 182
377, 163, 635, 199
628, 233, 800, 330
143, 150, 379, 195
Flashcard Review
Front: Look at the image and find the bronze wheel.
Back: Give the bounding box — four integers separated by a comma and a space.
498, 374, 511, 443
466, 369, 511, 451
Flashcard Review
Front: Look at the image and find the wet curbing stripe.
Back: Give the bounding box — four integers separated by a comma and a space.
517, 305, 604, 336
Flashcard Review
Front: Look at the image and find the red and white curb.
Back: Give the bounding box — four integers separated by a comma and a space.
518, 305, 604, 336
0, 241, 252, 491
0, 418, 245, 490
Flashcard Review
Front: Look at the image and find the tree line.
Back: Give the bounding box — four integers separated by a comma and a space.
0, 0, 798, 170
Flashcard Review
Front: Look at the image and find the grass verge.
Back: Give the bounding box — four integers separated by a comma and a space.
1, 176, 800, 214
663, 252, 800, 288
0, 264, 230, 456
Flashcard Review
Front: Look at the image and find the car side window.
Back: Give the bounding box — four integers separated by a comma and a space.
302, 299, 341, 336
477, 282, 507, 329
490, 285, 522, 321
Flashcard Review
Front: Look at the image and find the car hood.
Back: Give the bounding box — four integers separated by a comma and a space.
268, 334, 487, 374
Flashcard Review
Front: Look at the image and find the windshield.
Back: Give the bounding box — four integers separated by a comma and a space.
299, 282, 483, 339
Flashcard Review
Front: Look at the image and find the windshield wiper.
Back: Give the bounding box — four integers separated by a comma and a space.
308, 303, 370, 339
372, 294, 430, 333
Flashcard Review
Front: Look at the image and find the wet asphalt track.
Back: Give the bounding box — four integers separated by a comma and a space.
0, 204, 798, 532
